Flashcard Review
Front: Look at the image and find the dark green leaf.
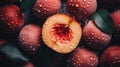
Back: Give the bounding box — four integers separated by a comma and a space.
0, 43, 29, 63
92, 8, 114, 34
21, 0, 36, 12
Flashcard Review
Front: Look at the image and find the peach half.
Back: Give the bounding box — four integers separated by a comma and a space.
42, 14, 82, 54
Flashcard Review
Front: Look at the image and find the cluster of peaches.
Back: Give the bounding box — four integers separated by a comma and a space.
0, 0, 120, 67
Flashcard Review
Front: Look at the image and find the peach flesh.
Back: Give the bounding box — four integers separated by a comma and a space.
50, 23, 73, 46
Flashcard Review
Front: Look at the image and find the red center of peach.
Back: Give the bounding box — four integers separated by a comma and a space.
50, 24, 73, 45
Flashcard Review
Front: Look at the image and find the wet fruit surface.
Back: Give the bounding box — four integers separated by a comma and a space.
66, 0, 97, 20
100, 46, 120, 67
67, 48, 98, 67
83, 20, 111, 50
111, 10, 120, 32
0, 4, 24, 33
111, 10, 120, 41
32, 0, 61, 19
19, 24, 41, 54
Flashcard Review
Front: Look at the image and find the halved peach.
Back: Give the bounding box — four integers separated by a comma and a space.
42, 14, 82, 54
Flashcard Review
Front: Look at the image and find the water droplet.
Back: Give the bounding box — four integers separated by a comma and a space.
9, 9, 12, 11
76, 40, 79, 43
69, 3, 72, 5
62, 49, 65, 52
39, 4, 42, 7
75, 4, 79, 7
105, 39, 108, 41
88, 1, 91, 4
0, 15, 3, 17
91, 63, 94, 66
70, 46, 73, 49
20, 0, 22, 2
10, 26, 12, 28
16, 22, 18, 25
15, 15, 18, 17
22, 38, 25, 41
88, 37, 91, 40
38, 44, 40, 46
71, 4, 74, 6
88, 42, 91, 45
91, 33, 94, 35
87, 4, 90, 7
38, 10, 41, 12
83, 6, 86, 8
80, 61, 83, 63
32, 48, 36, 51
43, 25, 46, 28
36, 0, 39, 3
118, 60, 120, 63
70, 0, 73, 2
44, 8, 47, 10
113, 61, 116, 64
71, 44, 74, 46
19, 23, 22, 26
95, 40, 98, 42
44, 38, 48, 42
11, 21, 14, 23
8, 23, 10, 25
118, 24, 120, 27
117, 29, 120, 31
53, 48, 57, 51
98, 37, 101, 39
71, 58, 74, 61
95, 35, 97, 38
46, 9, 49, 12
53, 17, 57, 20
2, 18, 4, 20
45, 0, 47, 2
73, 62, 76, 65
35, 8, 38, 11
84, 12, 87, 14
44, 12, 47, 14
102, 38, 104, 40
30, 46, 32, 48
115, 56, 118, 59
90, 56, 95, 61
91, 37, 94, 39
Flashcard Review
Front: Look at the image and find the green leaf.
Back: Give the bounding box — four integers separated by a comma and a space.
92, 8, 114, 34
0, 43, 29, 63
21, 0, 36, 12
